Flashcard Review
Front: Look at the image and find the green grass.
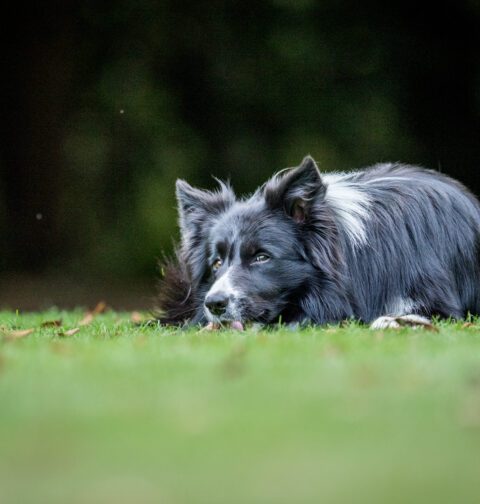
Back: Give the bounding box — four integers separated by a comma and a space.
1, 311, 480, 503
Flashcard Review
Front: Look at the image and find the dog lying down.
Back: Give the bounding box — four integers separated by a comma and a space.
156, 156, 480, 330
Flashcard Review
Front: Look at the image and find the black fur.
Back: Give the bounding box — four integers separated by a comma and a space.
155, 253, 196, 325
156, 156, 480, 326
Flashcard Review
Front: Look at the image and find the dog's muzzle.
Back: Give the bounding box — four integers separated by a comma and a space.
204, 292, 242, 323
205, 292, 230, 317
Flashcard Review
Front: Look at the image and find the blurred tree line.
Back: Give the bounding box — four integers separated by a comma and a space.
1, 0, 479, 279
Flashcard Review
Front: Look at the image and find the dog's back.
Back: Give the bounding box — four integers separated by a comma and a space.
324, 163, 480, 322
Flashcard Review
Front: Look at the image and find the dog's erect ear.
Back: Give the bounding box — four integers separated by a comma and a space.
176, 179, 235, 236
263, 156, 325, 223
176, 179, 235, 288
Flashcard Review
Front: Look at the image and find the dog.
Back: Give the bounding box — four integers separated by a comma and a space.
156, 156, 480, 329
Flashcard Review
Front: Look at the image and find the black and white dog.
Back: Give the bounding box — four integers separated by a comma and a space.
156, 156, 480, 329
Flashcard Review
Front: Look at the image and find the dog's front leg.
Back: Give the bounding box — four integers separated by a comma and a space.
370, 314, 433, 330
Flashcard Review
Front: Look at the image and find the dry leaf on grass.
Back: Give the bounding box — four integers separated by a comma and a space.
79, 301, 108, 326
41, 319, 62, 328
58, 328, 81, 337
130, 311, 145, 324
3, 328, 35, 340
92, 301, 107, 314
79, 313, 94, 326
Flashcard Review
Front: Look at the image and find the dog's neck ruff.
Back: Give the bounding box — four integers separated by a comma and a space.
323, 172, 372, 248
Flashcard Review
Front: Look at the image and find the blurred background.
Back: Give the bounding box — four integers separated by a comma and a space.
1, 0, 479, 310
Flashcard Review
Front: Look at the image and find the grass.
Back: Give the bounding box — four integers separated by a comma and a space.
1, 310, 480, 503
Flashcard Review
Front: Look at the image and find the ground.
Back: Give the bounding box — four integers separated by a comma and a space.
1, 310, 480, 504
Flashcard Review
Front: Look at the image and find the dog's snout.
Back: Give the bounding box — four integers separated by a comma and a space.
205, 293, 229, 316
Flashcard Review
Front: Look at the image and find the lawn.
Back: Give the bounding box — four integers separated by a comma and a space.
1, 310, 480, 504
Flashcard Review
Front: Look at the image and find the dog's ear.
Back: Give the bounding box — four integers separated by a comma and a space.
176, 179, 235, 287
263, 156, 325, 223
176, 179, 235, 236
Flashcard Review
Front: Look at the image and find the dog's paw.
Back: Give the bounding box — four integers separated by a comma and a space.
370, 314, 434, 330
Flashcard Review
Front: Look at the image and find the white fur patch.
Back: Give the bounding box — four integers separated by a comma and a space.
323, 173, 371, 247
385, 297, 416, 316
204, 269, 243, 323
206, 270, 239, 299
370, 314, 432, 330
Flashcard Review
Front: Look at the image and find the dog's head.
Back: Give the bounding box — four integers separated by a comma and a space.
175, 156, 336, 325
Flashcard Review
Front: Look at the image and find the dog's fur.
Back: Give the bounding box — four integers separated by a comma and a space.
156, 157, 480, 327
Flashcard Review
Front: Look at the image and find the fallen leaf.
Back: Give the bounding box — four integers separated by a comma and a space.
41, 319, 62, 328
462, 322, 475, 329
92, 301, 107, 314
59, 328, 81, 337
79, 301, 108, 326
79, 313, 94, 326
130, 311, 144, 324
4, 328, 35, 340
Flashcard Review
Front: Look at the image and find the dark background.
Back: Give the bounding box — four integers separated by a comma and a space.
1, 0, 479, 309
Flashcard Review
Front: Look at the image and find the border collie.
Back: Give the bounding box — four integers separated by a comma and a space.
156, 156, 480, 329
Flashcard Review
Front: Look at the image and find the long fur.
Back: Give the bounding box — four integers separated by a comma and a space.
154, 252, 196, 325
156, 157, 480, 326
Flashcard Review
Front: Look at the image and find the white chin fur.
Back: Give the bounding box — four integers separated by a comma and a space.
204, 306, 242, 325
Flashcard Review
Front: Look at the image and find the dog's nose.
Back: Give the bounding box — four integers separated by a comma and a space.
205, 293, 229, 317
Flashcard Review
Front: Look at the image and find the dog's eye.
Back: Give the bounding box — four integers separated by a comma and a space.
253, 253, 270, 263
212, 258, 222, 271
